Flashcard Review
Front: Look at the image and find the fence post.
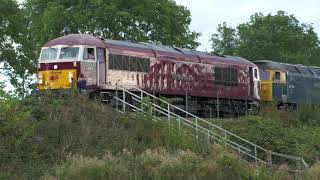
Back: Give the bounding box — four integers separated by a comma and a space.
296, 158, 303, 180
217, 92, 220, 118
207, 131, 210, 144
224, 131, 227, 147
122, 89, 126, 112
167, 104, 170, 125
185, 91, 188, 118
195, 117, 198, 139
245, 99, 248, 116
116, 86, 118, 111
267, 151, 272, 165
254, 146, 257, 165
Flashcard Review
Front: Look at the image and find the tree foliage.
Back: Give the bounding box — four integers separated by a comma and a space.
25, 0, 200, 49
0, 0, 22, 52
211, 11, 320, 66
0, 0, 37, 97
211, 22, 238, 55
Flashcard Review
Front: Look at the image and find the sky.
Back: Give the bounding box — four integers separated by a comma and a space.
174, 0, 320, 51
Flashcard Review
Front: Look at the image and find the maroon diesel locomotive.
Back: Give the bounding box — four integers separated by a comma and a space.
38, 34, 260, 117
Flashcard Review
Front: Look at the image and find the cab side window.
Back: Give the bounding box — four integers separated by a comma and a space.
259, 69, 269, 80
273, 71, 281, 81
254, 69, 258, 79
83, 48, 95, 60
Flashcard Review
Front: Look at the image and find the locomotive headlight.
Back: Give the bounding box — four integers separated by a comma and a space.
38, 73, 43, 84
68, 72, 73, 83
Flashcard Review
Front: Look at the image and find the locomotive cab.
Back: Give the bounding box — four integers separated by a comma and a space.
254, 61, 288, 104
38, 45, 99, 90
37, 34, 108, 91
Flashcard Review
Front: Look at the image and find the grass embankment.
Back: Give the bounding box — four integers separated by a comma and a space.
0, 93, 319, 179
212, 105, 320, 166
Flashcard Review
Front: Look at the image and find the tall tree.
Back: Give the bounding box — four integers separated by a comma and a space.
210, 11, 320, 66
26, 0, 200, 49
237, 11, 319, 65
210, 22, 238, 55
0, 0, 23, 65
0, 0, 37, 98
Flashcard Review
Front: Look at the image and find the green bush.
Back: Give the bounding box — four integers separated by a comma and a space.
2, 92, 319, 179
43, 146, 258, 180
213, 105, 320, 165
0, 92, 205, 179
0, 94, 35, 179
305, 162, 320, 180
1, 92, 128, 178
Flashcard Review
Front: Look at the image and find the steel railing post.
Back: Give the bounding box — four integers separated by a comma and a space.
267, 151, 272, 165
217, 93, 220, 118
195, 117, 198, 139
167, 104, 170, 125
245, 99, 248, 116
116, 86, 118, 111
185, 91, 188, 118
254, 146, 257, 165
122, 89, 125, 112
224, 131, 227, 147
297, 158, 303, 180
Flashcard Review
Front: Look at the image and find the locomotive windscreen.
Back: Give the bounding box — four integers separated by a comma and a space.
40, 48, 58, 61
59, 47, 79, 59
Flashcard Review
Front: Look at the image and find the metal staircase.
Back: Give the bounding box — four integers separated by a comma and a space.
111, 85, 308, 174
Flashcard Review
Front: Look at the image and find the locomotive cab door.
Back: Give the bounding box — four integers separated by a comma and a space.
81, 46, 98, 88
249, 67, 254, 97
97, 48, 106, 87
253, 68, 260, 99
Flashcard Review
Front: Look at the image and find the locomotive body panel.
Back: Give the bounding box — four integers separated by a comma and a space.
140, 58, 253, 100
101, 38, 259, 101
287, 74, 320, 104
38, 61, 80, 90
80, 61, 97, 87
102, 45, 258, 101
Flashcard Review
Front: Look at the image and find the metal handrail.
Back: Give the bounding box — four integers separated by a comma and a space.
113, 85, 308, 171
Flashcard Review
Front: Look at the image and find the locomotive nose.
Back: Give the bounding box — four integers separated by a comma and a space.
44, 71, 62, 89
39, 68, 77, 90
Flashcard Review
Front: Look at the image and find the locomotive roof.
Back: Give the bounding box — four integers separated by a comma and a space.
43, 34, 256, 66
104, 39, 255, 66
254, 60, 320, 77
43, 34, 107, 48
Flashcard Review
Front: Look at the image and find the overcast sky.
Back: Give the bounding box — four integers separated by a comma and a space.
175, 0, 320, 51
